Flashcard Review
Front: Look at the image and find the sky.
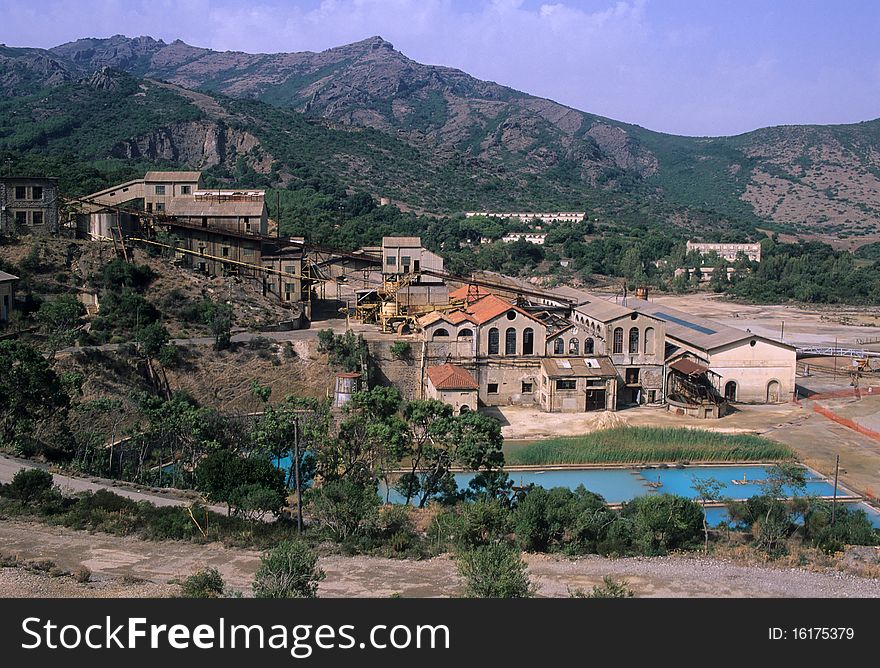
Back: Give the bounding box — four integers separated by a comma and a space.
2, 0, 879, 136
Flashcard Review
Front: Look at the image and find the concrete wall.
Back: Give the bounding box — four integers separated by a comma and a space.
369, 339, 424, 401
425, 385, 478, 415
708, 338, 796, 404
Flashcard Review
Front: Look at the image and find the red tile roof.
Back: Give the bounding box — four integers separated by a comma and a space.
449, 284, 493, 303
426, 364, 479, 390
464, 294, 538, 325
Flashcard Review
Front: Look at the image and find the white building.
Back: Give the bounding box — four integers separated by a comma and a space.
686, 241, 762, 263
465, 211, 586, 224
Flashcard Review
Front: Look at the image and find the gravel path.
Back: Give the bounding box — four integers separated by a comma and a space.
1, 520, 878, 598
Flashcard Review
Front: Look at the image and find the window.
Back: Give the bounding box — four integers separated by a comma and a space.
644, 327, 654, 354
285, 283, 297, 293
15, 211, 27, 225
156, 202, 165, 212
146, 203, 153, 212
521, 381, 533, 394
523, 328, 534, 355
386, 256, 396, 267
201, 217, 208, 227
458, 328, 474, 338
625, 368, 640, 385
585, 338, 594, 354
433, 328, 450, 338
180, 185, 191, 195
32, 211, 43, 226
553, 338, 564, 355
569, 338, 579, 355
283, 265, 295, 274
401, 255, 411, 267
244, 248, 255, 257
222, 247, 229, 257
488, 328, 499, 354
613, 327, 624, 354
31, 186, 43, 200
556, 379, 577, 391
487, 383, 499, 394
14, 186, 26, 199
629, 327, 640, 354
505, 327, 517, 355
506, 310, 517, 320
155, 185, 165, 195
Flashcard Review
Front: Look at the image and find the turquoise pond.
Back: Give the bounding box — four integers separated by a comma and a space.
374, 465, 880, 528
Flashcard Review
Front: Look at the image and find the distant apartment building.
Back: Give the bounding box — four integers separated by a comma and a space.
499, 232, 548, 245
686, 241, 762, 263
0, 177, 60, 234
465, 211, 586, 224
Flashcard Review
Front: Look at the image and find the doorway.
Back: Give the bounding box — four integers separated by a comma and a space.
724, 381, 737, 402
766, 380, 780, 403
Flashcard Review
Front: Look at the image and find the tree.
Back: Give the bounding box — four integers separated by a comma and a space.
252, 540, 325, 598
306, 478, 380, 542
691, 476, 723, 553
203, 300, 233, 350
457, 543, 534, 598
34, 295, 84, 360
0, 341, 70, 448
195, 449, 286, 517
4, 468, 55, 504
317, 329, 373, 378
617, 494, 704, 556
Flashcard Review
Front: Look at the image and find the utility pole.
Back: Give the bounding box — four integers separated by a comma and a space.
293, 418, 303, 534
780, 320, 784, 340
833, 336, 838, 379
831, 454, 840, 526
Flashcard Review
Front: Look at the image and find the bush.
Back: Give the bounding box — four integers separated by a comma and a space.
616, 494, 704, 556
5, 468, 55, 504
457, 543, 534, 598
570, 576, 635, 598
804, 502, 879, 553
181, 567, 226, 598
455, 499, 512, 549
73, 565, 92, 584
307, 478, 379, 542
513, 485, 607, 553
253, 540, 325, 598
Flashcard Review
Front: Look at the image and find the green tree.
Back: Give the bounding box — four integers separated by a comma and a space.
194, 449, 286, 517
203, 300, 233, 350
35, 295, 84, 360
0, 341, 70, 448
252, 540, 325, 598
691, 476, 724, 553
306, 478, 380, 542
457, 543, 534, 598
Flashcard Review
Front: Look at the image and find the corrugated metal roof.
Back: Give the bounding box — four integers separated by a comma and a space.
669, 358, 709, 376
144, 171, 202, 182
427, 364, 479, 390
540, 356, 616, 378
0, 270, 20, 282
382, 236, 422, 247
167, 196, 266, 217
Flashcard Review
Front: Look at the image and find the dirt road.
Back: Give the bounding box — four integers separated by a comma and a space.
1, 520, 877, 598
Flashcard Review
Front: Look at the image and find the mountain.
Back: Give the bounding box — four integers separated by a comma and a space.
2, 34, 879, 247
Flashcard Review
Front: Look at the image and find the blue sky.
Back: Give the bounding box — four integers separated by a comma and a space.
2, 0, 878, 136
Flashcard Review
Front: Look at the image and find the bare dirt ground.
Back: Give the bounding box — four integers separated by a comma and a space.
1, 520, 878, 598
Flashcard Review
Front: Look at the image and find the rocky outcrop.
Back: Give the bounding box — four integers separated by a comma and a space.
110, 121, 272, 172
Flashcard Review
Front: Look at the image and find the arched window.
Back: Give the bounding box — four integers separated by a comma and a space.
569, 338, 579, 355
584, 338, 594, 354
613, 328, 624, 354
488, 328, 499, 355
629, 327, 640, 354
644, 327, 655, 354
458, 405, 470, 414
505, 327, 517, 355
433, 328, 450, 338
522, 328, 534, 355
458, 328, 474, 338
553, 338, 564, 355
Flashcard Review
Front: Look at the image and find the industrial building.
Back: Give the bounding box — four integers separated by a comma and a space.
686, 241, 762, 263
0, 270, 17, 322
0, 177, 60, 235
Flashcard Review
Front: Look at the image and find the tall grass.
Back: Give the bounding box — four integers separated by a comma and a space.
507, 427, 794, 466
